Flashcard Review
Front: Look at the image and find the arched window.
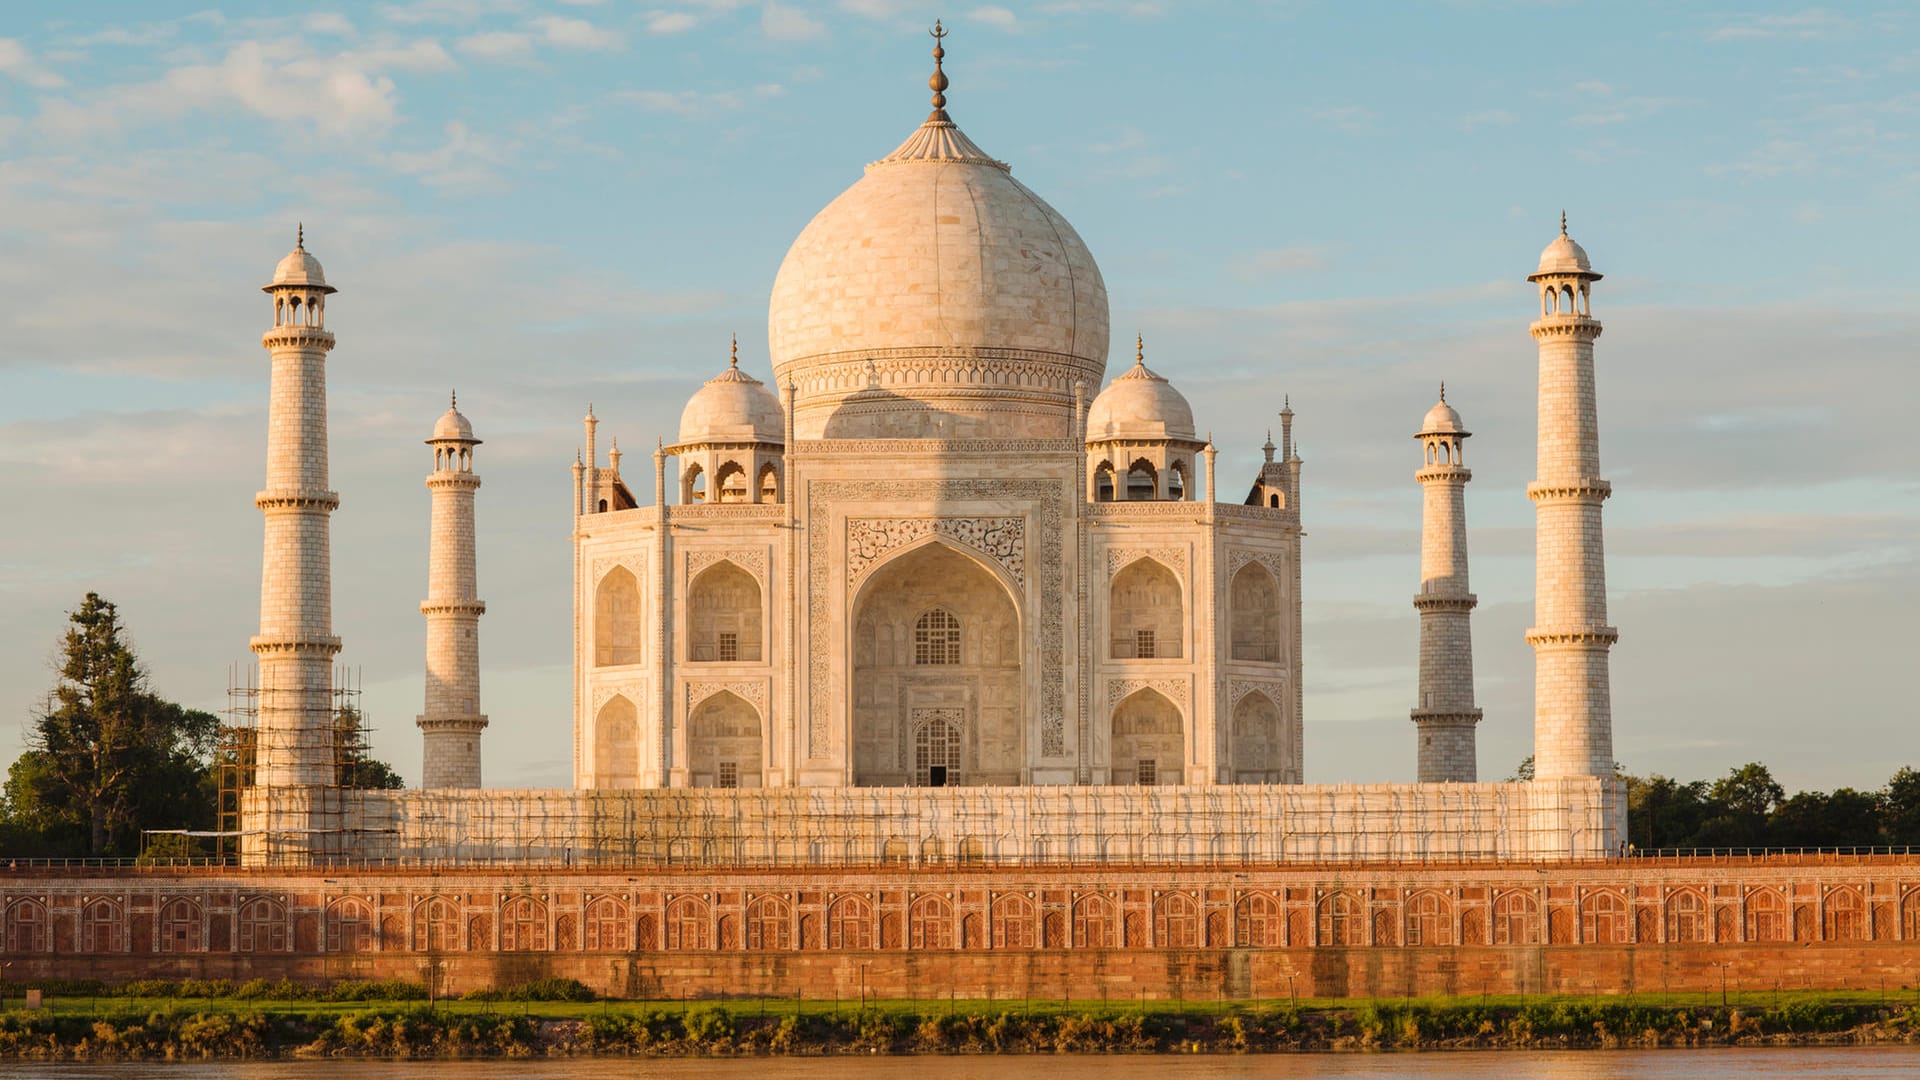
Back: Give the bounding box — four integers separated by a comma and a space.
713, 461, 748, 503
689, 560, 762, 662
666, 896, 711, 950
688, 691, 762, 789
585, 897, 628, 951
1155, 893, 1199, 948
1126, 458, 1158, 500
1584, 890, 1628, 945
1229, 561, 1282, 662
1826, 887, 1866, 941
1230, 690, 1283, 782
1093, 461, 1116, 502
1110, 688, 1183, 785
914, 609, 961, 665
991, 894, 1036, 949
594, 695, 639, 789
1492, 890, 1538, 945
158, 898, 202, 954
1667, 890, 1708, 943
1074, 894, 1118, 948
1234, 893, 1283, 948
1268, 493, 1280, 508
909, 895, 953, 949
1318, 892, 1363, 946
414, 897, 460, 952
1109, 557, 1182, 659
683, 462, 706, 504
238, 898, 288, 952
757, 464, 780, 503
594, 566, 642, 667
5, 900, 48, 953
502, 896, 548, 951
327, 899, 373, 953
746, 895, 791, 950
828, 895, 873, 950
913, 712, 961, 787
1168, 460, 1188, 501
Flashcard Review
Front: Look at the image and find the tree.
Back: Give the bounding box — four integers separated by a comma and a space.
5, 594, 218, 856
1882, 767, 1920, 846
1624, 773, 1709, 850
1768, 788, 1882, 848
334, 706, 405, 791
1690, 762, 1785, 848
1508, 755, 1535, 782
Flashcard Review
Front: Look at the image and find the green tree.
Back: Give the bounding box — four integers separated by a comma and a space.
4, 593, 218, 856
1624, 773, 1709, 850
334, 706, 405, 791
1768, 788, 1882, 848
1508, 755, 1535, 782
1882, 767, 1920, 846
1690, 762, 1785, 847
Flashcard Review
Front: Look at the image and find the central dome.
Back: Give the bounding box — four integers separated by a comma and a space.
767, 53, 1109, 440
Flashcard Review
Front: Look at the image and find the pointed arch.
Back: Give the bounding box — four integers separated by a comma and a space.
909, 894, 954, 949
1073, 894, 1117, 948
1230, 689, 1284, 782
1666, 889, 1708, 944
5, 899, 48, 953
689, 560, 762, 662
584, 897, 629, 951
327, 898, 374, 953
1093, 459, 1116, 502
746, 894, 791, 950
1583, 889, 1628, 945
757, 462, 780, 503
1825, 886, 1866, 941
594, 565, 642, 667
158, 897, 202, 953
1126, 457, 1158, 500
238, 897, 288, 952
501, 896, 549, 951
682, 461, 706, 504
713, 460, 749, 503
83, 898, 122, 953
412, 896, 461, 952
1317, 891, 1363, 946
1405, 890, 1453, 947
1110, 556, 1182, 659
688, 690, 762, 788
1234, 892, 1283, 948
1155, 892, 1200, 948
827, 895, 873, 950
1492, 890, 1538, 946
991, 893, 1036, 949
594, 694, 639, 789
1230, 561, 1282, 662
666, 895, 711, 950
1111, 687, 1183, 785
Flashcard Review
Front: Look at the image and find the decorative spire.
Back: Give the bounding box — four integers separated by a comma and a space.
296, 222, 304, 250
1135, 332, 1145, 366
729, 333, 739, 368
1438, 381, 1445, 403
450, 388, 457, 410
1560, 210, 1568, 237
928, 19, 949, 122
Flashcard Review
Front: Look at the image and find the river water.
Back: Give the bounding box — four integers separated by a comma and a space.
6, 1050, 1919, 1079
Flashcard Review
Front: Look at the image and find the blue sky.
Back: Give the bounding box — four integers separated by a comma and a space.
0, 1, 1915, 794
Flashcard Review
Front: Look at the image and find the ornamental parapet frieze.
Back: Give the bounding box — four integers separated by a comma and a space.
255, 489, 341, 511
1525, 625, 1620, 647
1527, 318, 1603, 342
667, 504, 785, 522
1527, 479, 1612, 502
1413, 593, 1477, 612
1415, 465, 1473, 483
420, 600, 487, 616
796, 437, 1079, 457
686, 548, 768, 583
260, 327, 336, 348
249, 633, 344, 656
1410, 709, 1483, 727
425, 473, 482, 491
417, 714, 489, 733
779, 347, 1101, 392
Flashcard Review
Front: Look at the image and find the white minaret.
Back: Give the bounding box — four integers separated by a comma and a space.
1411, 385, 1480, 782
1526, 215, 1617, 780
417, 392, 488, 788
249, 227, 341, 861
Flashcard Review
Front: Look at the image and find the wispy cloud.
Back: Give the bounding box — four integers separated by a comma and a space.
615, 84, 785, 114
1709, 7, 1852, 41
1231, 247, 1333, 278
0, 38, 68, 89
646, 11, 700, 34
762, 2, 828, 40
971, 6, 1019, 31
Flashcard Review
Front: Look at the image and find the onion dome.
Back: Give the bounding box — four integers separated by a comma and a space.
766, 24, 1108, 438
430, 391, 478, 443
1086, 336, 1196, 442
1530, 212, 1600, 280
679, 338, 784, 446
264, 224, 335, 293
1418, 384, 1468, 437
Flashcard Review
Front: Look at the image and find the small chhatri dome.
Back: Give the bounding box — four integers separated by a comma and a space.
432, 390, 477, 442
679, 337, 784, 446
1086, 335, 1196, 441
1418, 384, 1468, 437
265, 223, 336, 293
1531, 211, 1598, 279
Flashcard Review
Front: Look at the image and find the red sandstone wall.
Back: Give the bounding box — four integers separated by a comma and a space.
4, 858, 1918, 1000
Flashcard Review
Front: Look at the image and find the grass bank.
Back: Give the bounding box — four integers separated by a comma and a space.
2, 981, 1919, 1059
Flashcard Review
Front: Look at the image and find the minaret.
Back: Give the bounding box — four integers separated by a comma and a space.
1526, 215, 1617, 780
249, 228, 341, 863
1411, 385, 1481, 782
418, 392, 488, 789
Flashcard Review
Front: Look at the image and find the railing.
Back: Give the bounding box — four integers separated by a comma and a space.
5, 846, 1920, 876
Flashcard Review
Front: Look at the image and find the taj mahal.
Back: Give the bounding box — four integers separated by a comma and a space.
238, 28, 1624, 866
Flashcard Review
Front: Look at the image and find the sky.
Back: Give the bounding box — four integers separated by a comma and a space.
0, 1, 1915, 799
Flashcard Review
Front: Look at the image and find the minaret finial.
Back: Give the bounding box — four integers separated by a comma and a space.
296, 222, 304, 250
1438, 381, 1445, 403
730, 333, 739, 368
927, 19, 950, 122
450, 388, 457, 409
1135, 332, 1144, 366
1560, 210, 1568, 236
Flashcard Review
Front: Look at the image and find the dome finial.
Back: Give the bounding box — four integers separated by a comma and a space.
1135, 332, 1144, 366
450, 388, 457, 409
730, 333, 739, 368
1438, 381, 1445, 403
296, 222, 304, 250
927, 19, 950, 122
1560, 210, 1568, 237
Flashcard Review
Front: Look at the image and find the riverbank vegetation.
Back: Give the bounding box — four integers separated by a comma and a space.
3, 981, 1919, 1059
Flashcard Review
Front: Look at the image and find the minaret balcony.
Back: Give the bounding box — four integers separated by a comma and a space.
1528, 315, 1603, 342
261, 326, 336, 349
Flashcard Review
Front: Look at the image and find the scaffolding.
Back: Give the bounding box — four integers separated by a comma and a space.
214, 662, 375, 864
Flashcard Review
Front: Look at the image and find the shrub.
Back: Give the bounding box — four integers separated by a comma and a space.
682, 1006, 735, 1047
